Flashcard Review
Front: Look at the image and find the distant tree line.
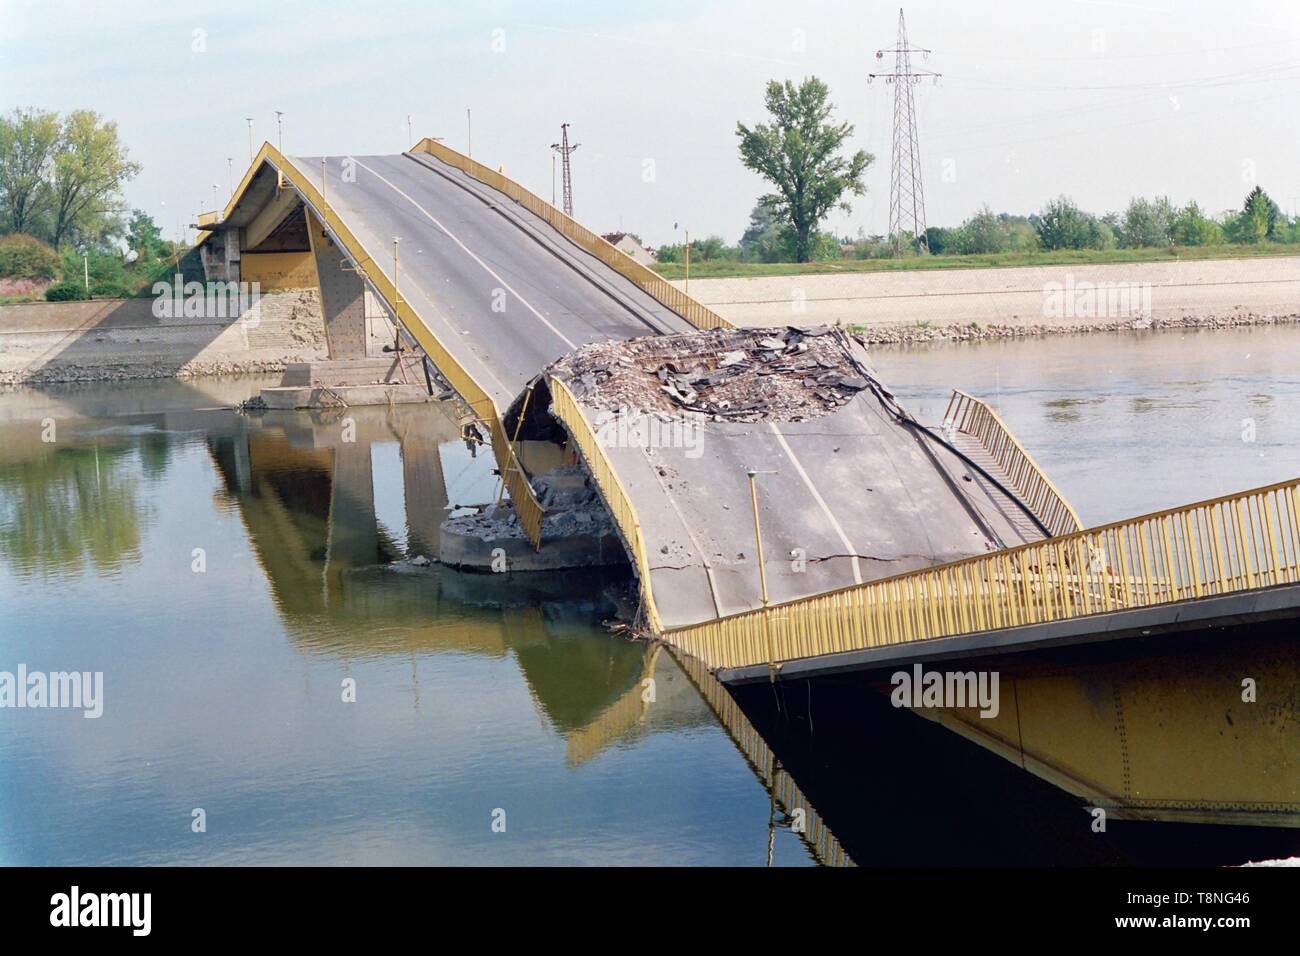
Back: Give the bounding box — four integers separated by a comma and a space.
916, 187, 1296, 257
658, 186, 1300, 268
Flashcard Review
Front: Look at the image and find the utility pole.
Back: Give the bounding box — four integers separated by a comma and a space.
227, 158, 234, 199
550, 123, 579, 218
245, 117, 254, 161
406, 114, 413, 149
869, 8, 940, 256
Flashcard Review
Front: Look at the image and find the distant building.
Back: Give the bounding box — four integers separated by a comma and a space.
601, 232, 656, 266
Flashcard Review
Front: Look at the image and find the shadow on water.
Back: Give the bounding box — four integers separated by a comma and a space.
726, 662, 1299, 866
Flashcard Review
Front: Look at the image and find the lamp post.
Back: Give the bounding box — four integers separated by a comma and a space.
747, 468, 779, 672
245, 117, 253, 161
274, 111, 284, 189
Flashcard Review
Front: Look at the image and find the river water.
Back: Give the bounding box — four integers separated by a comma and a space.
2, 327, 1297, 865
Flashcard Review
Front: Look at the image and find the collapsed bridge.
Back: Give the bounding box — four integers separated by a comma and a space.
195, 138, 1300, 824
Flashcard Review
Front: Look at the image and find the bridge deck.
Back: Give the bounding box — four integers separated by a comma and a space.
285, 151, 694, 408
545, 333, 1051, 631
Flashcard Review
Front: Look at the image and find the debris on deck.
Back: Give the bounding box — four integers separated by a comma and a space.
550, 326, 874, 423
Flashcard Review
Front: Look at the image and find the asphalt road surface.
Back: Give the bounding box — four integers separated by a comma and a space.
285, 151, 693, 408
560, 343, 1047, 629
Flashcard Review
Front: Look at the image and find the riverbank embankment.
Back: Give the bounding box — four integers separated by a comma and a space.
672, 255, 1300, 344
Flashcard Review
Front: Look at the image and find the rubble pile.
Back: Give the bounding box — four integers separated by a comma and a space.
552, 326, 873, 423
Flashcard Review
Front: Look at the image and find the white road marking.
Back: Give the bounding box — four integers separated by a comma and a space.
288, 156, 515, 403
767, 422, 863, 585
353, 159, 580, 351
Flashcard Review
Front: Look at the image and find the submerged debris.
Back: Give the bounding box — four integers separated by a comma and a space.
551, 326, 873, 423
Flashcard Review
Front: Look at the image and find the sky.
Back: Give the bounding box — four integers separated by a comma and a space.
3, 0, 1299, 249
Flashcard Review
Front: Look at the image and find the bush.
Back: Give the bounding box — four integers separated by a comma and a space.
45, 281, 90, 301
1122, 196, 1176, 247
0, 234, 59, 279
1034, 196, 1114, 250
59, 247, 128, 286
89, 281, 128, 298
1171, 202, 1224, 246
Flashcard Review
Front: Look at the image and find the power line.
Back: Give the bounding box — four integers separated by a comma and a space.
869, 8, 940, 255
931, 35, 1300, 62
938, 58, 1300, 93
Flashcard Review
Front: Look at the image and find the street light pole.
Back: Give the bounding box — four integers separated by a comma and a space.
747, 468, 779, 673
274, 111, 284, 189
747, 469, 770, 609
466, 108, 472, 157
245, 117, 253, 161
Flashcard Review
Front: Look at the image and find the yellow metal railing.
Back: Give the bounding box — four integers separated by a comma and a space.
548, 377, 663, 631
411, 137, 732, 333
945, 389, 1082, 537
264, 145, 545, 547
665, 477, 1300, 671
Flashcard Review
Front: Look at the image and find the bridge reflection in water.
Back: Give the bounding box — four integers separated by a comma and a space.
198, 401, 1297, 864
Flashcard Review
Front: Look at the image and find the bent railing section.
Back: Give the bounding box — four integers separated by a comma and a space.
664, 477, 1300, 671
944, 389, 1082, 537
548, 376, 663, 632
412, 137, 731, 333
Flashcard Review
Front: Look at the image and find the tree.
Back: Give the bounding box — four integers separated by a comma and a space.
1171, 202, 1223, 246
0, 108, 60, 235
736, 77, 872, 262
49, 110, 140, 247
957, 205, 1010, 255
738, 202, 784, 262
1122, 196, 1175, 247
126, 209, 163, 262
922, 226, 956, 255
1034, 196, 1112, 250
1233, 185, 1278, 243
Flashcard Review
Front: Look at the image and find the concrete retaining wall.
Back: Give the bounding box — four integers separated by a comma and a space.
674, 255, 1300, 332
0, 289, 327, 385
